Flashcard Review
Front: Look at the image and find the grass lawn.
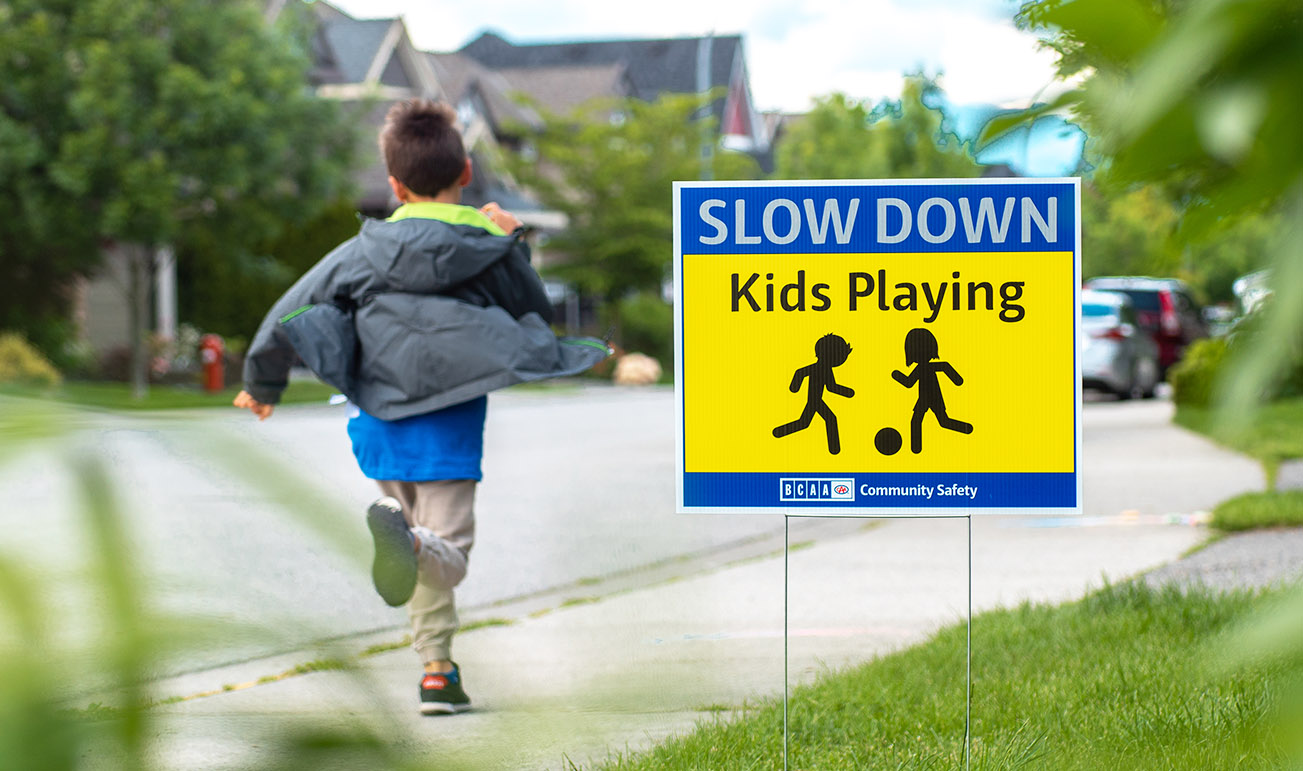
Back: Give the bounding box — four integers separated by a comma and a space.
1212, 490, 1303, 532
1175, 396, 1303, 529
0, 377, 604, 413
1, 379, 341, 411
1175, 396, 1303, 468
595, 583, 1292, 770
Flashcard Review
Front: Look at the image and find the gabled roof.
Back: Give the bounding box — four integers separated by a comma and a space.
980, 164, 1020, 178
279, 3, 584, 223
303, 3, 439, 96
319, 18, 395, 84
301, 0, 348, 22
461, 32, 741, 110
290, 3, 451, 212
425, 52, 542, 135
494, 63, 633, 117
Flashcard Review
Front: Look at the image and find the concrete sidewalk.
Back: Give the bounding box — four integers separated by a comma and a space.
147, 513, 1208, 770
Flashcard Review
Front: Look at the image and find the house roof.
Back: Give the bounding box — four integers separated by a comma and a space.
494, 63, 632, 117
425, 52, 542, 134
319, 18, 396, 84
460, 32, 743, 122
285, 3, 606, 222
307, 23, 346, 85
980, 164, 1020, 178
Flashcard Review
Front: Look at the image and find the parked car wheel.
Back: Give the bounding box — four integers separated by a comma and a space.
1118, 368, 1143, 401
1119, 356, 1161, 400
1138, 357, 1160, 399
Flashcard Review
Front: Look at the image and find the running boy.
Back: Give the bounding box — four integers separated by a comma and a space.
234, 99, 604, 714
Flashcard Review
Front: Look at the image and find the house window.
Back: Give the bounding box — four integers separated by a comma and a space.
456, 98, 477, 129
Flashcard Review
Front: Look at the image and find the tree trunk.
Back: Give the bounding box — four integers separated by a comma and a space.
127, 244, 152, 401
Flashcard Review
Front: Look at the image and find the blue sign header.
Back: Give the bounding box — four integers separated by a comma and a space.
678, 181, 1077, 254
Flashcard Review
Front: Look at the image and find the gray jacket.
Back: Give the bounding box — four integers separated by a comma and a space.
243, 216, 608, 420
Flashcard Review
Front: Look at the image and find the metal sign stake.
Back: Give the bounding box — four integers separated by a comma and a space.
782, 514, 973, 770
783, 514, 790, 771
966, 513, 973, 771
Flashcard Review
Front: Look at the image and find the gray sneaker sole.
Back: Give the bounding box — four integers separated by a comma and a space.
419, 700, 472, 715
367, 499, 417, 607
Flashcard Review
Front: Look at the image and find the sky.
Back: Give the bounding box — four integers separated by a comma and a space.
327, 0, 1068, 114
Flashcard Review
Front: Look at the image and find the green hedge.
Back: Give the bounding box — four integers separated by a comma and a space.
1169, 337, 1229, 407
1171, 301, 1303, 407
1212, 489, 1303, 531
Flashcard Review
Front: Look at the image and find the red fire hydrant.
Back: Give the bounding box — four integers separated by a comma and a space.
199, 334, 225, 393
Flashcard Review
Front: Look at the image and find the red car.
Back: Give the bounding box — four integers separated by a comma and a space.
1083, 277, 1208, 376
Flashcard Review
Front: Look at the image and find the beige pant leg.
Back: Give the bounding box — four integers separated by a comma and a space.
375, 479, 476, 664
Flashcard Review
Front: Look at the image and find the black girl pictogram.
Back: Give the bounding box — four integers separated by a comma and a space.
772, 333, 854, 454
892, 328, 973, 454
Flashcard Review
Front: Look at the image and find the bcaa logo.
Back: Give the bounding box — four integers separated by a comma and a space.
779, 478, 855, 502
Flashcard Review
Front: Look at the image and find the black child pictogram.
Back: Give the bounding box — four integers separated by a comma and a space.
892, 328, 973, 454
772, 333, 854, 454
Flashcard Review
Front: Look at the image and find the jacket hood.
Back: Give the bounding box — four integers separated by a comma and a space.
356, 217, 513, 294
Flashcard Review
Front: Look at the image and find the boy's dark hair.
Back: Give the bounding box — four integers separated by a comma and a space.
379, 99, 466, 196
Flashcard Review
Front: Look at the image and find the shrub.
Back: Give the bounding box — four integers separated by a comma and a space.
1228, 300, 1303, 400
614, 291, 673, 375
1169, 337, 1229, 407
1170, 293, 1303, 407
0, 333, 62, 389
1212, 490, 1303, 531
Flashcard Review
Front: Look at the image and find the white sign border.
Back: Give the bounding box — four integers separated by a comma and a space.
673, 177, 1083, 516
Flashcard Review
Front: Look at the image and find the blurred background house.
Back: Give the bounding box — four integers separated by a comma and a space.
74, 0, 772, 351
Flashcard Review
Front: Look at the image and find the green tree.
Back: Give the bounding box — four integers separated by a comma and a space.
1184, 211, 1281, 305
503, 93, 760, 308
999, 0, 1302, 407
177, 198, 362, 342
1081, 181, 1180, 280
1080, 178, 1279, 305
775, 77, 982, 180
1004, 4, 1303, 752
0, 0, 358, 395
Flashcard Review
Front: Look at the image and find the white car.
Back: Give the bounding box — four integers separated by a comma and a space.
1081, 289, 1161, 399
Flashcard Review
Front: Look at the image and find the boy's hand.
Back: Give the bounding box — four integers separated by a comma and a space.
234, 390, 274, 421
480, 202, 523, 233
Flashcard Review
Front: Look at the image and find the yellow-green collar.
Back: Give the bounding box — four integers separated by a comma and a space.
387, 202, 507, 235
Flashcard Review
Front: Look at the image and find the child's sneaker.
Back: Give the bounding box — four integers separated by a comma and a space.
367, 497, 417, 607
420, 664, 471, 714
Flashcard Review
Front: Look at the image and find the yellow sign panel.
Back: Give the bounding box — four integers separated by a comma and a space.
682, 251, 1075, 474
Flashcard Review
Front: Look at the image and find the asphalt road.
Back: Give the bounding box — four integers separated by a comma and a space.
0, 385, 1264, 681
